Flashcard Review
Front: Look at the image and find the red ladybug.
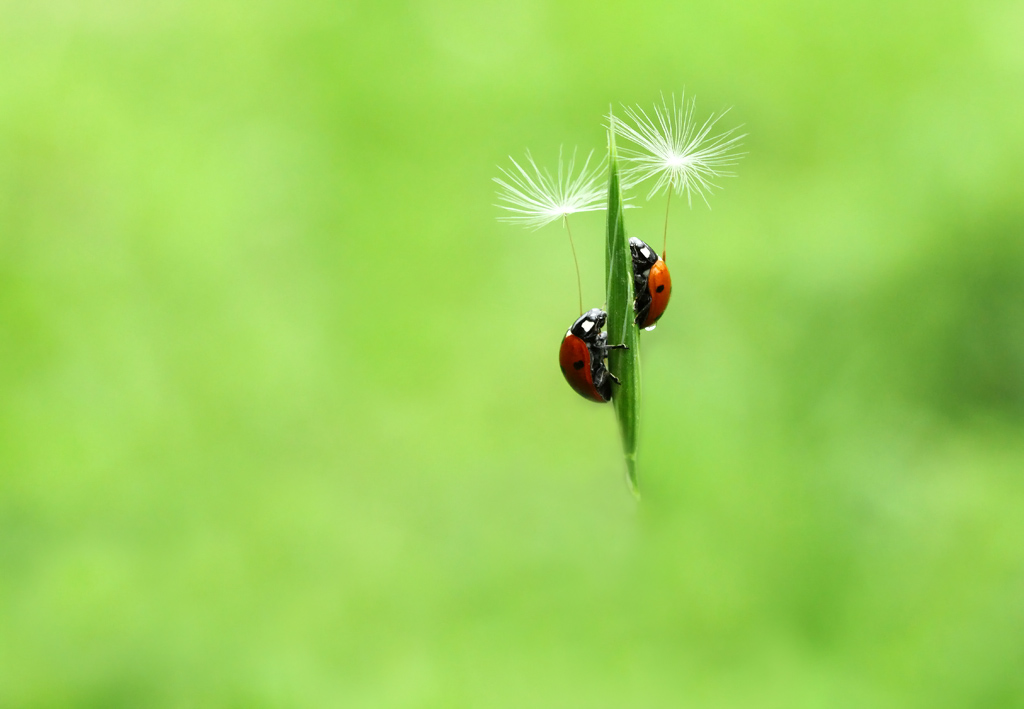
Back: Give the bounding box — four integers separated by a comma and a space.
629, 237, 672, 329
559, 308, 628, 403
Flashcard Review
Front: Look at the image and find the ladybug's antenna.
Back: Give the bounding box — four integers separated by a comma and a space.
562, 216, 583, 315
662, 189, 672, 261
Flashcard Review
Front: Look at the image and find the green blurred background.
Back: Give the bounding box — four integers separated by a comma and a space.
2, 0, 1023, 706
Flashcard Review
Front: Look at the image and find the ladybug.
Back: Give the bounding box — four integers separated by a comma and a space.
629, 237, 672, 329
559, 308, 628, 403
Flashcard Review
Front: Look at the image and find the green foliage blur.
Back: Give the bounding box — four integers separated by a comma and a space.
2, 0, 1023, 706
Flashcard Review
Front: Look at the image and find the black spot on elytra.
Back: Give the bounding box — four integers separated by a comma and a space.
573, 360, 585, 370
656, 285, 665, 293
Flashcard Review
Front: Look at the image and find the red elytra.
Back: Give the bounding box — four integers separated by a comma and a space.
643, 258, 672, 327
558, 308, 627, 403
559, 332, 603, 402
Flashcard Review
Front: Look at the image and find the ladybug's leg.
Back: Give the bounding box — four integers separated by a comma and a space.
594, 332, 627, 353
591, 366, 613, 401
633, 269, 648, 294
606, 370, 621, 386
633, 269, 653, 326
634, 301, 651, 327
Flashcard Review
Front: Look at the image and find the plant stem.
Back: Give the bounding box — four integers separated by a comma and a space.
605, 124, 642, 497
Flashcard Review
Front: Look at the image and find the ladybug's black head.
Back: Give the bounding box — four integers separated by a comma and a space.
569, 308, 607, 342
629, 237, 659, 271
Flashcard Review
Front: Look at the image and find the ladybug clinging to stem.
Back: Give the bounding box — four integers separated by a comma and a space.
490, 149, 630, 402
559, 308, 628, 403
629, 236, 672, 329
614, 94, 747, 332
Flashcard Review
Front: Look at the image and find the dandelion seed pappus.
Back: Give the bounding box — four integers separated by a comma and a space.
493, 148, 606, 316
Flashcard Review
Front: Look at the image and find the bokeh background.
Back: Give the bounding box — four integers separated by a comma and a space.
2, 0, 1023, 706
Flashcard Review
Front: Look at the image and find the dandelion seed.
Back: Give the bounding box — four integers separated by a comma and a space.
493, 148, 607, 314
611, 94, 745, 258
493, 148, 606, 230
612, 94, 745, 207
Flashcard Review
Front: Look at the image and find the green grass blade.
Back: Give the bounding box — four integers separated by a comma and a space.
605, 122, 641, 496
